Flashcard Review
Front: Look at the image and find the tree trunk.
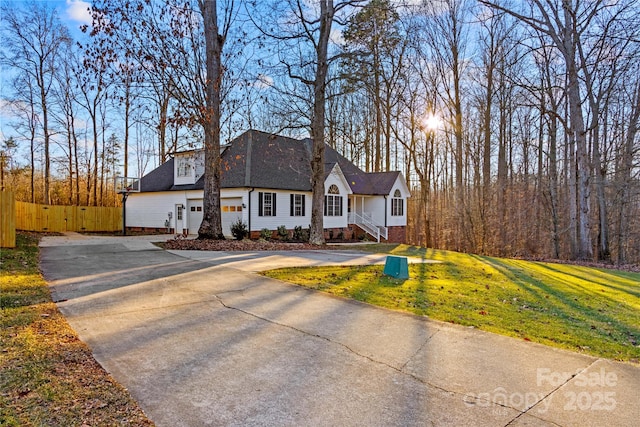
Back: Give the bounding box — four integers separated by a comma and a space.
124, 76, 130, 177
453, 43, 464, 252
592, 124, 610, 261
496, 69, 508, 255
39, 68, 51, 205
548, 110, 560, 258
198, 0, 224, 240
616, 84, 640, 263
309, 0, 334, 245
565, 59, 592, 260
91, 109, 99, 206
481, 61, 493, 253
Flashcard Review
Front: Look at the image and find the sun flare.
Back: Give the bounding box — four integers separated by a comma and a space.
422, 114, 441, 131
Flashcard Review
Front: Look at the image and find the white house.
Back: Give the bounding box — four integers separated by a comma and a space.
125, 130, 410, 242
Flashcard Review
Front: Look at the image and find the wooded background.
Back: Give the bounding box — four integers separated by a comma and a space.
1, 0, 638, 263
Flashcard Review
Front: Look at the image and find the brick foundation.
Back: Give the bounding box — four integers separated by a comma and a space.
126, 224, 406, 242
126, 226, 183, 235
385, 226, 406, 243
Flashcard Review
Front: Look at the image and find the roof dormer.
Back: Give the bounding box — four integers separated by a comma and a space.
174, 149, 204, 186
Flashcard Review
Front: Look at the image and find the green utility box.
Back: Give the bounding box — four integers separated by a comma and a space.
383, 255, 409, 279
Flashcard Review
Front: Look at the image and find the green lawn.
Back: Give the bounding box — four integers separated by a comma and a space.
262, 245, 640, 363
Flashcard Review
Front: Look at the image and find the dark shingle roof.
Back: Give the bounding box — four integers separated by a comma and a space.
139, 129, 401, 195
323, 145, 400, 195
139, 159, 175, 192
221, 130, 312, 190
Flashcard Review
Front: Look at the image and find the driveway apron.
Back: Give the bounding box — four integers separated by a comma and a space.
39, 235, 640, 427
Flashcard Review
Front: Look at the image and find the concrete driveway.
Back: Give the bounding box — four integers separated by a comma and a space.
40, 234, 640, 426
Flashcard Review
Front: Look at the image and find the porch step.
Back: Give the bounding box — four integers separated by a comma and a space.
349, 212, 388, 242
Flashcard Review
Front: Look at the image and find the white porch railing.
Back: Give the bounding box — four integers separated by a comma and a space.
348, 212, 388, 242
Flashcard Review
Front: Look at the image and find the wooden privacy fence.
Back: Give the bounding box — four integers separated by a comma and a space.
1, 191, 16, 248
15, 201, 122, 233
0, 192, 122, 248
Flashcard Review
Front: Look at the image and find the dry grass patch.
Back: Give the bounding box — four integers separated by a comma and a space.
1, 233, 153, 426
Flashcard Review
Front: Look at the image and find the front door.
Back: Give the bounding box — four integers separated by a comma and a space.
175, 204, 184, 235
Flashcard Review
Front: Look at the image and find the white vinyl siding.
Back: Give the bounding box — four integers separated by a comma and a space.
126, 191, 198, 230
250, 189, 311, 231
386, 177, 409, 227
323, 175, 350, 228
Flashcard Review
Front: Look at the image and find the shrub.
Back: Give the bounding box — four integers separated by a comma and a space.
292, 225, 308, 242
259, 228, 272, 241
230, 219, 248, 240
277, 225, 289, 241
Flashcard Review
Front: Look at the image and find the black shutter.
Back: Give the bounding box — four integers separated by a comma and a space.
290, 194, 294, 216
258, 192, 263, 216
302, 195, 305, 216
272, 193, 276, 216
324, 196, 327, 216
339, 196, 343, 216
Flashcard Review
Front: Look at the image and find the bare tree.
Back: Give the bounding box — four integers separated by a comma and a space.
51, 43, 82, 205
250, 0, 364, 244
197, 0, 227, 239
420, 0, 471, 252
88, 0, 240, 237
342, 0, 406, 172
1, 1, 71, 204
481, 0, 640, 260
76, 56, 109, 206
475, 6, 513, 253
6, 77, 39, 203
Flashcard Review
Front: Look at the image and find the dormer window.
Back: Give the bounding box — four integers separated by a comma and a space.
177, 158, 191, 177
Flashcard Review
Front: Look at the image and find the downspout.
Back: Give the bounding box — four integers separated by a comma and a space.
183, 191, 188, 235
248, 188, 254, 235
245, 132, 254, 237
384, 195, 388, 227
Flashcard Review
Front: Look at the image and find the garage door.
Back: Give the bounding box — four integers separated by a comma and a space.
187, 200, 203, 235
222, 198, 243, 237
188, 198, 243, 236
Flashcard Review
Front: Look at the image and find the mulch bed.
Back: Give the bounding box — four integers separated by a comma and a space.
161, 238, 345, 251
160, 238, 640, 272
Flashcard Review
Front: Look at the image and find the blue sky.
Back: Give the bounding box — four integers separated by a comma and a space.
0, 0, 93, 145
1, 0, 93, 35
8, 0, 92, 25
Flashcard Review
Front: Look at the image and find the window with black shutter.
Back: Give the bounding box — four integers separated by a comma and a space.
259, 192, 276, 216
